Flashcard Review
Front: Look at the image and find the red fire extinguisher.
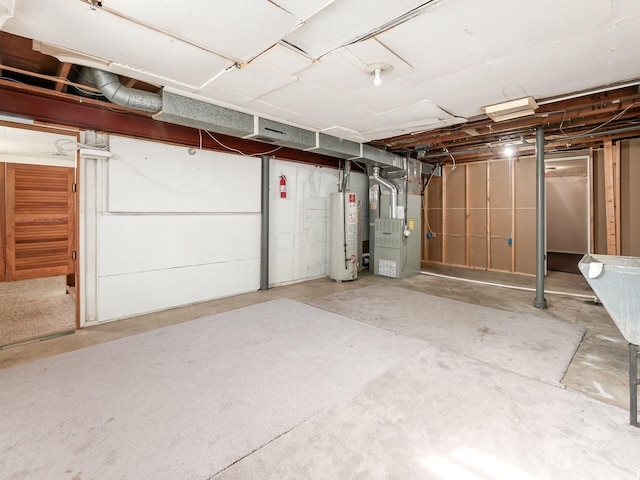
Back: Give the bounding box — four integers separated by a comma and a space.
279, 175, 287, 199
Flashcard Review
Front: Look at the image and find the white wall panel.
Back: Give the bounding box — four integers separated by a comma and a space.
97, 259, 260, 322
98, 214, 260, 276
108, 136, 261, 213
268, 159, 367, 286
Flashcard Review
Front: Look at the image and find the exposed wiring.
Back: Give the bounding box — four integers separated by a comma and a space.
54, 138, 109, 154
444, 147, 456, 170
203, 129, 283, 157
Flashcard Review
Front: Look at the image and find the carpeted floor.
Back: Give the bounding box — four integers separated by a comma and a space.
0, 298, 426, 480
214, 343, 640, 480
311, 284, 586, 385
1, 292, 636, 480
0, 276, 75, 347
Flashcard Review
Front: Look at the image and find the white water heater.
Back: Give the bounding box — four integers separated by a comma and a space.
329, 191, 358, 282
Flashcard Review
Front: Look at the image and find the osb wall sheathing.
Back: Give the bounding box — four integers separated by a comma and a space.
489, 161, 513, 272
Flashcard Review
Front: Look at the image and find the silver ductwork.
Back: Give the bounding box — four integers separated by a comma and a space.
92, 69, 162, 113
372, 166, 398, 219
90, 68, 405, 170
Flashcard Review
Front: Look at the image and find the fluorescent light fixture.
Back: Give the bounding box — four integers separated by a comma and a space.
482, 97, 538, 122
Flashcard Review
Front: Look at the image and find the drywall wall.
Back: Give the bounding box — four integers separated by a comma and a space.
269, 159, 367, 286
94, 136, 261, 322
80, 135, 366, 324
546, 169, 588, 254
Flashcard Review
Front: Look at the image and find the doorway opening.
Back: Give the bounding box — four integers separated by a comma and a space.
0, 124, 78, 348
545, 156, 590, 275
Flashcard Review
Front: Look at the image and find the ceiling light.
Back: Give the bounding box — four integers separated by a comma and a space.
366, 63, 393, 88
482, 97, 538, 122
503, 143, 514, 157
373, 69, 382, 87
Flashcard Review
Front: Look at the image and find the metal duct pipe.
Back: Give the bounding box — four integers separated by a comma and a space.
92, 69, 162, 113
372, 166, 398, 219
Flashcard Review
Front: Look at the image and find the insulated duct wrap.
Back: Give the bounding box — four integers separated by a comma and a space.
92, 69, 162, 113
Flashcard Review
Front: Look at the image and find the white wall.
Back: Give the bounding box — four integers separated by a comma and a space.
92, 136, 262, 323
269, 159, 367, 286
80, 135, 368, 325
547, 174, 589, 253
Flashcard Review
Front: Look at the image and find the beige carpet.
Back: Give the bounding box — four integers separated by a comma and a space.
0, 276, 75, 347
0, 298, 427, 480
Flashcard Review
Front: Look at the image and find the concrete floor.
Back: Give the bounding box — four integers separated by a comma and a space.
0, 264, 631, 413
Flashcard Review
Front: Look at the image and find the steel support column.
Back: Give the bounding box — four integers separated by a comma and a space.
260, 155, 270, 291
534, 127, 548, 309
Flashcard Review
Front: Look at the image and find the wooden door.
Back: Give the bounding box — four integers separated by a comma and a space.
5, 163, 75, 281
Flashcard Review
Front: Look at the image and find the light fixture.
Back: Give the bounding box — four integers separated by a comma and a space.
366, 63, 393, 87
373, 69, 382, 87
482, 97, 538, 122
503, 143, 514, 157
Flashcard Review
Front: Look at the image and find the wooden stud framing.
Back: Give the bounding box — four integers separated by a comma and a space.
442, 166, 448, 264
486, 163, 491, 269
603, 140, 621, 254
465, 164, 471, 266
0, 163, 5, 281
55, 62, 73, 92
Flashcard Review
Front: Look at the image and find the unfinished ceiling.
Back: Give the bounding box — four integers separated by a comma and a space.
1, 0, 640, 157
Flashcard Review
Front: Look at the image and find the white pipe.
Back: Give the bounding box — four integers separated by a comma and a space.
372, 166, 398, 219
420, 271, 598, 302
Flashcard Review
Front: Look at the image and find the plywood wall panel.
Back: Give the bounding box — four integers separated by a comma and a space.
445, 208, 466, 266
515, 157, 536, 209
426, 178, 443, 262
515, 209, 536, 275
489, 161, 511, 208
469, 209, 487, 268
490, 208, 513, 272
620, 138, 640, 257
444, 165, 465, 208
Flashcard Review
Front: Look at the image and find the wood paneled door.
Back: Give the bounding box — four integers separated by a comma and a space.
3, 163, 76, 282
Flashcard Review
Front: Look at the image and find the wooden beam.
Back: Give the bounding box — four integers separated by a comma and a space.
55, 62, 73, 92
465, 164, 470, 266
603, 140, 620, 254
123, 77, 138, 88
0, 63, 102, 94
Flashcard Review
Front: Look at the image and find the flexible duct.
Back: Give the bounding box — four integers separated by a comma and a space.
372, 166, 398, 219
92, 69, 162, 113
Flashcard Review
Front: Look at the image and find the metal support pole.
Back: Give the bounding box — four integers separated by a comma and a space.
534, 127, 547, 309
260, 155, 270, 291
630, 343, 638, 427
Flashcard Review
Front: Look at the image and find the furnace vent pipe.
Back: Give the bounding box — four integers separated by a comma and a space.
92, 69, 162, 113
372, 166, 398, 219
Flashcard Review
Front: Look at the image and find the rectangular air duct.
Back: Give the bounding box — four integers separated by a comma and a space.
154, 91, 255, 137
355, 144, 404, 171
306, 133, 361, 159
243, 118, 317, 150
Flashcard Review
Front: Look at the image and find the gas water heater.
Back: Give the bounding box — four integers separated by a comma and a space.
329, 191, 358, 282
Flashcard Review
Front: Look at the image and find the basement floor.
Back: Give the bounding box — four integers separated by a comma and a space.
0, 263, 630, 412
